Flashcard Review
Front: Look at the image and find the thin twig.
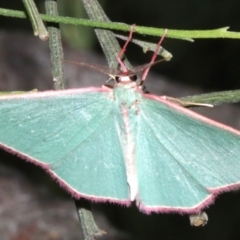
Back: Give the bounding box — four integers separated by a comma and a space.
75, 200, 106, 240
1, 8, 240, 41
81, 0, 132, 69
45, 0, 65, 90
180, 89, 240, 106
45, 1, 102, 239
22, 0, 49, 40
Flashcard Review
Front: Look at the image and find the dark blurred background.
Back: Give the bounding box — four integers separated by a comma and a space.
1, 1, 240, 240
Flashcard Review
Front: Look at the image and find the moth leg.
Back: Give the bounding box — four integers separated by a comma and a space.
141, 29, 168, 82
115, 33, 173, 61
127, 100, 141, 115
117, 24, 136, 72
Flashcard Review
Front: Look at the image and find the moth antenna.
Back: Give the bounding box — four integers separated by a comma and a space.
141, 29, 168, 81
117, 24, 136, 73
64, 60, 113, 76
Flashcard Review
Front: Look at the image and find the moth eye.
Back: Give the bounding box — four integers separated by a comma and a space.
115, 76, 120, 83
130, 75, 138, 82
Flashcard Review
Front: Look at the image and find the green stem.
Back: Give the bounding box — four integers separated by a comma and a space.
79, 1, 119, 238
75, 200, 105, 240
45, 1, 102, 238
0, 89, 38, 95
1, 8, 240, 41
45, 0, 65, 90
81, 0, 132, 69
180, 89, 240, 106
22, 0, 49, 40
